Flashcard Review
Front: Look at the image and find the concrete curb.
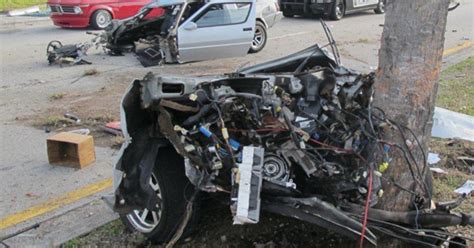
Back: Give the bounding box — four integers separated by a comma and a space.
0, 15, 51, 28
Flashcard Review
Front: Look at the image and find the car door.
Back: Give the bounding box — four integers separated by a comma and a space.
256, 0, 276, 28
351, 0, 378, 9
177, 0, 256, 63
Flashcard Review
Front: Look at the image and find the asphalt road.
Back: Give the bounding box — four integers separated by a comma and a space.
0, 1, 473, 245
1, 2, 473, 116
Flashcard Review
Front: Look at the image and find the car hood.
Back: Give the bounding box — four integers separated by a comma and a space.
47, 0, 115, 5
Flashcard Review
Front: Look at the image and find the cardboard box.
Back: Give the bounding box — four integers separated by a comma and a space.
47, 132, 95, 169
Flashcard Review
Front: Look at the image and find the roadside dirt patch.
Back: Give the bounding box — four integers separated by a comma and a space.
19, 75, 128, 148
430, 138, 474, 239
430, 138, 474, 173
64, 197, 352, 248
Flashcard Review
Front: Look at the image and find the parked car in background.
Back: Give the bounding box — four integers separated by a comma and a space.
252, 0, 282, 52
280, 0, 385, 20
47, 0, 165, 29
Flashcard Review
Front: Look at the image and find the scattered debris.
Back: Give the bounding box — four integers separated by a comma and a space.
64, 113, 81, 123
47, 40, 92, 65
106, 121, 120, 130
68, 128, 91, 135
428, 152, 441, 165
102, 121, 122, 136
112, 21, 473, 247
430, 138, 474, 173
454, 180, 474, 195
432, 107, 474, 142
47, 132, 96, 169
430, 167, 448, 175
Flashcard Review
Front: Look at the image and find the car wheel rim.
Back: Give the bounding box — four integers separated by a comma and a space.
251, 26, 265, 50
336, 4, 343, 18
97, 12, 111, 28
379, 2, 385, 12
126, 173, 162, 233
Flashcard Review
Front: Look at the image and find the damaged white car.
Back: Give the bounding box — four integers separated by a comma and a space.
103, 0, 282, 66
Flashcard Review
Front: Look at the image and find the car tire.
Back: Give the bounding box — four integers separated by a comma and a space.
329, 0, 344, 20
120, 146, 199, 244
282, 10, 294, 18
249, 21, 267, 53
374, 0, 385, 14
91, 9, 112, 30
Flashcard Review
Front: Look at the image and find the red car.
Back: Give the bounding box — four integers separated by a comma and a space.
47, 0, 164, 29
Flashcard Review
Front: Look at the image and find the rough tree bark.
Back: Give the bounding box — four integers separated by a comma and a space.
374, 0, 450, 218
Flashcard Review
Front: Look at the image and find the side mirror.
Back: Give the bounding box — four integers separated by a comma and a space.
183, 21, 198, 31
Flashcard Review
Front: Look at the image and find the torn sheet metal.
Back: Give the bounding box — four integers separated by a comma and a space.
454, 180, 474, 195
432, 107, 474, 141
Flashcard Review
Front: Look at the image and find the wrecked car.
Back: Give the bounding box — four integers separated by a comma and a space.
102, 0, 282, 66
111, 22, 473, 247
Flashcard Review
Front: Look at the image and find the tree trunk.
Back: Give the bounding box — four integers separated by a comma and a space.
374, 0, 450, 214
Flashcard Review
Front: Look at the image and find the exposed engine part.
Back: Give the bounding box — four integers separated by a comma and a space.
231, 146, 264, 225
135, 45, 164, 67
262, 153, 291, 185
46, 40, 92, 65
277, 140, 317, 177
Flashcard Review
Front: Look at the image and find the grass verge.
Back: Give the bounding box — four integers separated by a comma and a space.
1, 0, 46, 12
437, 56, 474, 115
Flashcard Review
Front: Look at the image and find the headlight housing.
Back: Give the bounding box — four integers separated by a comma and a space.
73, 6, 83, 14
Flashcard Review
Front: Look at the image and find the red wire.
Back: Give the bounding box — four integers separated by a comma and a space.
360, 169, 373, 248
308, 138, 351, 153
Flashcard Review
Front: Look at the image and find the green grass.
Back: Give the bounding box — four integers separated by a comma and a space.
61, 237, 84, 248
437, 56, 474, 116
0, 0, 46, 12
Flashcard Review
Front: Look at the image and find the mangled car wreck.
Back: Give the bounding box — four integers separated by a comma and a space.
102, 0, 279, 66
112, 25, 473, 247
